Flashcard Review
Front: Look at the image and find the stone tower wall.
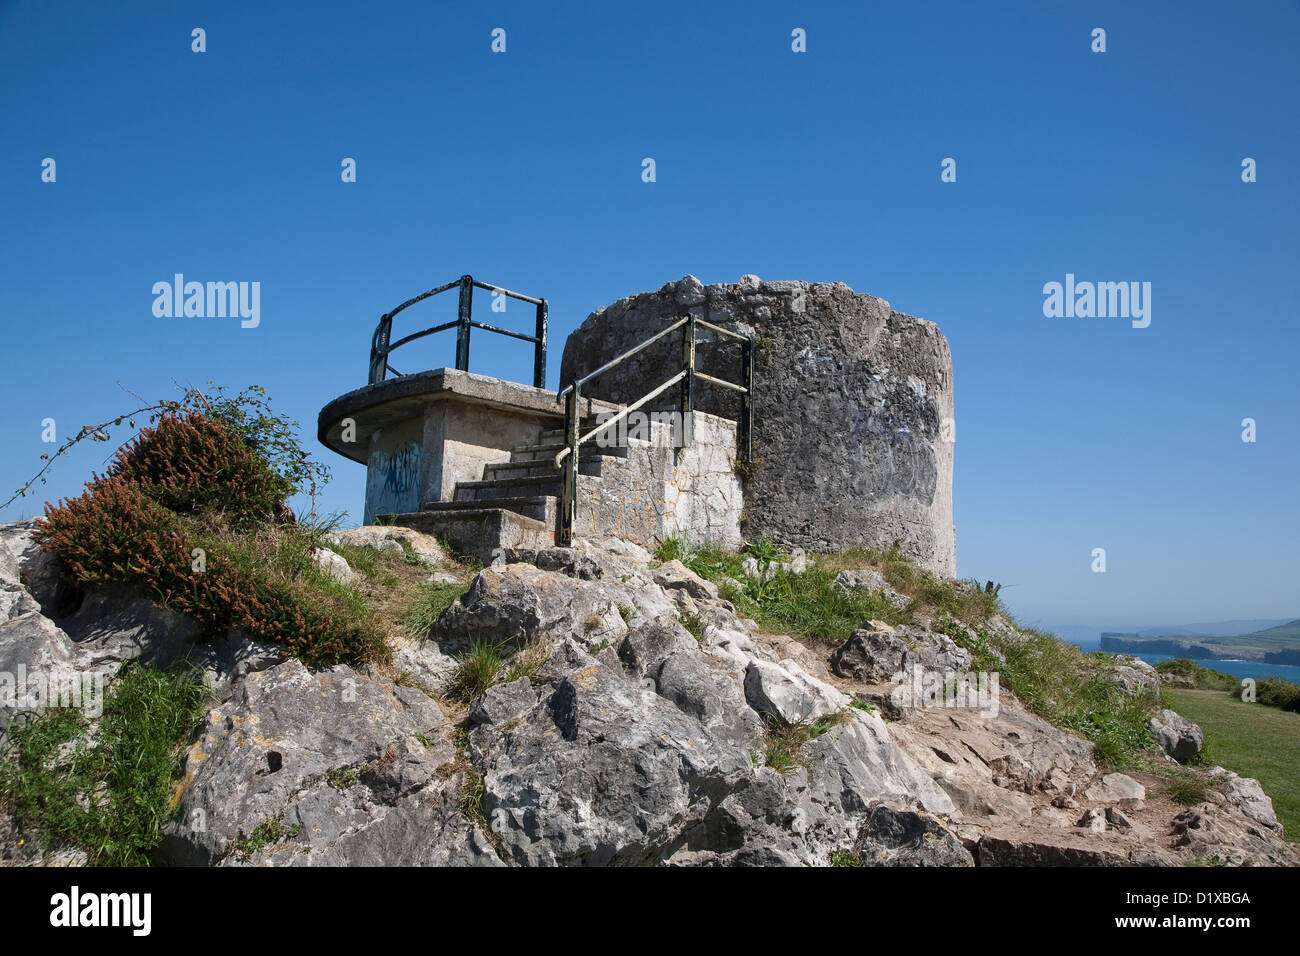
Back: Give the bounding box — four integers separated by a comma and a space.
559, 275, 956, 576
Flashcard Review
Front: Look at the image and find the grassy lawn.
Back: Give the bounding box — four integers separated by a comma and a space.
1166, 688, 1300, 841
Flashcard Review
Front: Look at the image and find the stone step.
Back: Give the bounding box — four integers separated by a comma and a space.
455, 474, 565, 503
509, 441, 628, 463
422, 494, 556, 525
386, 507, 554, 565
483, 458, 602, 481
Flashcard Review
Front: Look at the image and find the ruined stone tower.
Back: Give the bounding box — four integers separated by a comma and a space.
561, 275, 956, 576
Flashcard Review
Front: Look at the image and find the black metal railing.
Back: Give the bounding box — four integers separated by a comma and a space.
368, 275, 548, 388
554, 315, 754, 546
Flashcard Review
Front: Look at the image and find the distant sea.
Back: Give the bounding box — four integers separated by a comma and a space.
1067, 638, 1300, 685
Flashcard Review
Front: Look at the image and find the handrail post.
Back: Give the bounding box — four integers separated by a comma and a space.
534, 299, 548, 389
369, 313, 392, 385
560, 384, 579, 546
455, 275, 473, 371
679, 314, 695, 448
739, 336, 753, 461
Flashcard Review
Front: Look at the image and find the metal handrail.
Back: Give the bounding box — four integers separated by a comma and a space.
556, 314, 755, 546
556, 317, 689, 400
554, 369, 687, 465
368, 275, 548, 388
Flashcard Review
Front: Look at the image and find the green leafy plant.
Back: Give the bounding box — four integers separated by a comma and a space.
0, 660, 210, 866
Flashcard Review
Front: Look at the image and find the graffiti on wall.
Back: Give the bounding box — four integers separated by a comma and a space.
365, 440, 421, 524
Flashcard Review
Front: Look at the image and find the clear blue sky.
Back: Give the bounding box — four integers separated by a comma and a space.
2, 0, 1296, 631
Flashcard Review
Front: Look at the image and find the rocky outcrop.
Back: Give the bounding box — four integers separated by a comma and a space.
158, 659, 499, 867
3, 521, 1297, 867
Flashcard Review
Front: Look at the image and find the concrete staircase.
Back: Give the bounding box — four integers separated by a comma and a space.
390, 424, 625, 561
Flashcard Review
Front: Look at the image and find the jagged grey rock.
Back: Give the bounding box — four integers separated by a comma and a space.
1084, 772, 1146, 810
830, 621, 972, 684
743, 657, 846, 724
854, 803, 974, 866
158, 659, 496, 866
1108, 656, 1160, 697
1147, 708, 1203, 763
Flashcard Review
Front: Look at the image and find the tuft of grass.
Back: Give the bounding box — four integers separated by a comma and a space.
830, 848, 861, 867
326, 767, 360, 790
1163, 771, 1210, 807
679, 610, 708, 643
762, 711, 846, 774
0, 660, 211, 866
229, 817, 303, 857
404, 580, 472, 640
502, 640, 550, 685
447, 639, 507, 703
733, 457, 762, 483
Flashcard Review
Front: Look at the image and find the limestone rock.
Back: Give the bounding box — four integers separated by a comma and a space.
743, 657, 846, 724
830, 621, 972, 684
854, 804, 974, 866
311, 547, 354, 585
327, 525, 448, 566
1147, 708, 1203, 763
158, 659, 492, 866
1084, 772, 1146, 810
1108, 656, 1160, 696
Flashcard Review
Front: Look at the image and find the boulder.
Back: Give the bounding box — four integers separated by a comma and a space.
158, 659, 495, 866
1147, 708, 1203, 763
327, 525, 448, 566
1084, 772, 1146, 810
830, 621, 972, 684
1107, 656, 1160, 697
854, 804, 973, 866
311, 547, 354, 585
743, 657, 846, 724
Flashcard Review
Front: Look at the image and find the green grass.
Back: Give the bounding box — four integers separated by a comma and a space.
657, 537, 909, 646
679, 610, 707, 643
447, 639, 507, 703
404, 580, 473, 639
0, 660, 211, 866
944, 618, 1161, 771
1165, 688, 1300, 841
761, 711, 846, 774
229, 817, 304, 857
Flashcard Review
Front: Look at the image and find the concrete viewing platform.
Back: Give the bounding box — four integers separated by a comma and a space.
317, 366, 743, 561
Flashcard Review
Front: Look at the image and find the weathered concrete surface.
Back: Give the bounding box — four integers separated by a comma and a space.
561, 275, 956, 575
318, 368, 620, 525
576, 412, 743, 551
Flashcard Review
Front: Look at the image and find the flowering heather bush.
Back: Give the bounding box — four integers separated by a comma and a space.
36, 403, 386, 667
109, 412, 290, 524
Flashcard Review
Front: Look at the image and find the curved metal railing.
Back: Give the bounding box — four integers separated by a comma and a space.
368, 275, 548, 388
